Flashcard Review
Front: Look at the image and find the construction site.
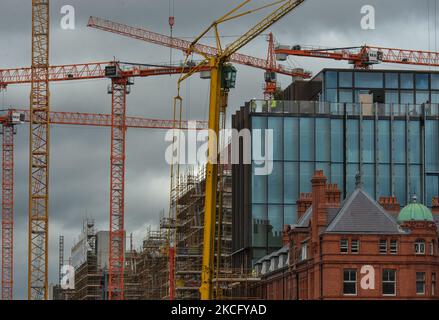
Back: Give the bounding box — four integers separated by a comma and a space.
2, 0, 439, 302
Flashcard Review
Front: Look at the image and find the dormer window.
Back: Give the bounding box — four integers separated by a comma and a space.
415, 239, 426, 255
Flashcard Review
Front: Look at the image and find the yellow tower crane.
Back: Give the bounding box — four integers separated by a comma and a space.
176, 0, 307, 300
29, 0, 50, 300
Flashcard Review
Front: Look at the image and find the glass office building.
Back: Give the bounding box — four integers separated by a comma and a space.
232, 68, 439, 268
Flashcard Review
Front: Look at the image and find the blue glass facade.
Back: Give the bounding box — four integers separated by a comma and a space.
232, 69, 439, 267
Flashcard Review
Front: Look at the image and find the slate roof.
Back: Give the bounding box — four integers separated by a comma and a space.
296, 206, 339, 228
255, 245, 289, 265
325, 188, 405, 234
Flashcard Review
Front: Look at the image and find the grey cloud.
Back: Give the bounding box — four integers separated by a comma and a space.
0, 0, 436, 298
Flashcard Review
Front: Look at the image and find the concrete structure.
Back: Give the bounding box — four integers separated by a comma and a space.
252, 170, 439, 299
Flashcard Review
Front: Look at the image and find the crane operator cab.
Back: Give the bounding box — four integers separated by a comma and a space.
10, 112, 25, 125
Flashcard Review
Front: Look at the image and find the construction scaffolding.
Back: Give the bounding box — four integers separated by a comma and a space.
167, 165, 233, 299
136, 227, 169, 299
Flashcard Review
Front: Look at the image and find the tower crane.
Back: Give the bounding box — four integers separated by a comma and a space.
172, 0, 307, 299
87, 15, 312, 99
0, 107, 206, 300
1, 58, 210, 300
29, 0, 50, 300
275, 44, 439, 69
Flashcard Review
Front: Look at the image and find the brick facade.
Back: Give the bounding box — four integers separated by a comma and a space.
253, 171, 439, 300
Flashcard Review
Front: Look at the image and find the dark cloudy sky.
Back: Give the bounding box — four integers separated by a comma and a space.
0, 0, 437, 299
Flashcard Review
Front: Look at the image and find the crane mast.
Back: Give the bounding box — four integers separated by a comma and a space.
175, 0, 307, 300
29, 0, 50, 300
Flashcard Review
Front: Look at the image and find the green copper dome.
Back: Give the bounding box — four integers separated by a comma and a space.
397, 196, 434, 223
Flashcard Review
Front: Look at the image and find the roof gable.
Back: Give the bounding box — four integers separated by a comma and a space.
325, 188, 403, 234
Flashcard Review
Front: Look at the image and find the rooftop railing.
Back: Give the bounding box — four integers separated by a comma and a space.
248, 100, 439, 117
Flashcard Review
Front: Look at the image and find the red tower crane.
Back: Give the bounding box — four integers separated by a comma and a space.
86, 16, 312, 97
0, 60, 209, 300
274, 44, 439, 69
0, 108, 206, 300
264, 33, 278, 99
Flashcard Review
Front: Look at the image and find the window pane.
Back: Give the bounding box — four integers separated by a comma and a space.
325, 71, 338, 89
355, 89, 371, 103
326, 89, 338, 103
268, 205, 283, 247
362, 120, 375, 163
316, 118, 330, 161
300, 118, 315, 161
268, 162, 283, 204
300, 162, 314, 193
385, 73, 399, 89
331, 119, 343, 162
340, 239, 348, 253
339, 89, 353, 103
347, 164, 359, 195
331, 164, 344, 195
426, 121, 439, 172
252, 205, 267, 247
284, 162, 298, 204
432, 91, 439, 104
268, 117, 283, 161
343, 270, 357, 295
363, 164, 375, 197
410, 165, 422, 201
394, 164, 407, 205
416, 73, 429, 90
378, 121, 391, 163
432, 74, 439, 90
284, 117, 299, 161
382, 269, 396, 295
385, 90, 399, 104
355, 72, 383, 88
401, 73, 414, 89
401, 91, 414, 104
416, 272, 425, 294
378, 164, 391, 197
409, 121, 421, 164
284, 205, 297, 225
347, 120, 359, 163
339, 72, 353, 87
380, 239, 388, 254
252, 163, 267, 203
394, 121, 406, 164
426, 175, 438, 207
416, 91, 429, 104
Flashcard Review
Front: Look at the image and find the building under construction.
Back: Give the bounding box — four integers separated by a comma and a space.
135, 227, 169, 299
59, 219, 141, 300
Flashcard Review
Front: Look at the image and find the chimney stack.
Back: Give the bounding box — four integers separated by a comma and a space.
311, 170, 327, 242
325, 183, 341, 208
282, 225, 291, 246
296, 192, 312, 220
379, 196, 400, 216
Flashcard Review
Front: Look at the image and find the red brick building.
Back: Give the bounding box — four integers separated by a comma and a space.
253, 170, 439, 300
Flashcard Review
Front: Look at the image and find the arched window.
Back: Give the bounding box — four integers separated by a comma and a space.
415, 239, 426, 255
